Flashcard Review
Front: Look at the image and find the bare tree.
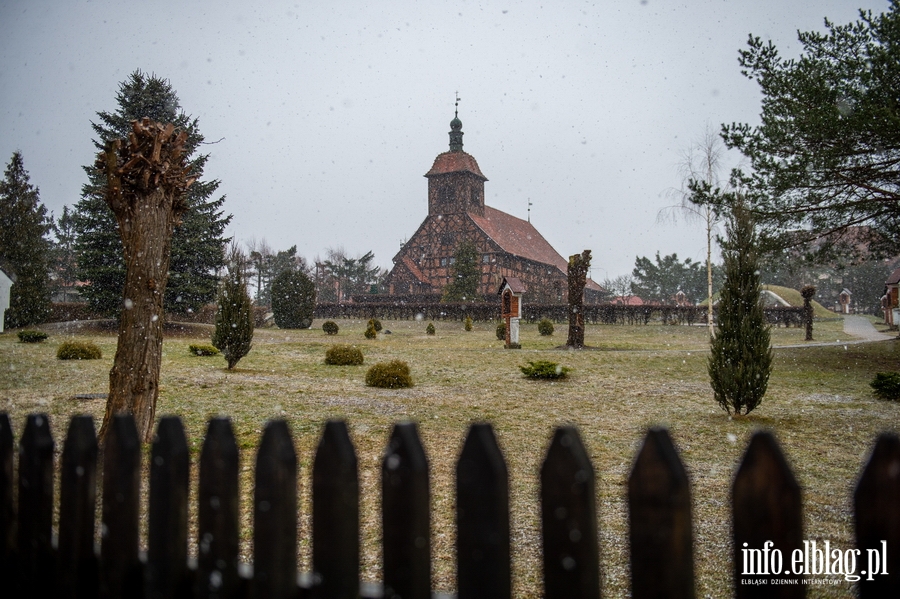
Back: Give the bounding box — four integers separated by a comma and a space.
602, 274, 634, 303
658, 124, 730, 337
97, 118, 194, 443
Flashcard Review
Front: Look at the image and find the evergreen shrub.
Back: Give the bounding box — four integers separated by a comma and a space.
271, 269, 316, 329
520, 360, 569, 379
212, 258, 254, 369
496, 322, 506, 340
189, 344, 220, 356
538, 318, 554, 336
364, 324, 378, 339
708, 205, 772, 415
325, 344, 364, 366
323, 320, 339, 335
365, 360, 413, 388
464, 316, 473, 331
871, 372, 900, 400
368, 318, 383, 332
18, 330, 48, 343
57, 340, 102, 360
426, 323, 436, 335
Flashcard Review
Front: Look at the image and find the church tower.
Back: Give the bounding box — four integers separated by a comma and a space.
424, 107, 487, 217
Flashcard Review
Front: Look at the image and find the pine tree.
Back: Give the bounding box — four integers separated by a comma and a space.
0, 152, 52, 328
708, 204, 773, 415
442, 241, 480, 302
270, 268, 316, 329
212, 249, 254, 369
73, 70, 231, 317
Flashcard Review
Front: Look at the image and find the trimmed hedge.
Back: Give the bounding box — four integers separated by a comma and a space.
496, 322, 506, 340
365, 360, 413, 388
323, 320, 339, 335
18, 330, 48, 343
325, 344, 364, 366
57, 341, 102, 360
538, 318, 554, 336
189, 344, 220, 356
520, 360, 570, 380
426, 323, 435, 335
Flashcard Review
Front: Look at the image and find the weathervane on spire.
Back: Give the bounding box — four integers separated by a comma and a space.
449, 92, 464, 152
528, 199, 533, 222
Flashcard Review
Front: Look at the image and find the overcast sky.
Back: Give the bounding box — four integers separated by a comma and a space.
0, 0, 890, 282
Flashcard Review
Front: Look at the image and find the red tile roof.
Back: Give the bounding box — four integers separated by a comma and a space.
425, 151, 487, 180
401, 255, 429, 284
887, 267, 900, 285
470, 206, 603, 292
498, 277, 527, 295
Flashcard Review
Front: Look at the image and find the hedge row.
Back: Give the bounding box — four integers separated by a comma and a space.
314, 302, 806, 327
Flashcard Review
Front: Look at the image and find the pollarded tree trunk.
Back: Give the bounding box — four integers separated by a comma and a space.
97, 118, 193, 443
566, 250, 592, 349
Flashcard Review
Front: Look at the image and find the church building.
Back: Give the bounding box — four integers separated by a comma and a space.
384, 111, 603, 303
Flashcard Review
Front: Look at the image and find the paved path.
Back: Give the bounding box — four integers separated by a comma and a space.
776, 314, 895, 348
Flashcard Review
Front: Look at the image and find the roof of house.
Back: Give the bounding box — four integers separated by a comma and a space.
470, 206, 603, 291
498, 276, 527, 295
887, 267, 900, 286
400, 255, 429, 285
425, 151, 487, 180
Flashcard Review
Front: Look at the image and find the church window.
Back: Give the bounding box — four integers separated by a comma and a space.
483, 254, 490, 263
449, 257, 456, 265
441, 258, 447, 266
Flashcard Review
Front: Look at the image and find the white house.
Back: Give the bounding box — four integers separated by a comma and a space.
0, 268, 13, 333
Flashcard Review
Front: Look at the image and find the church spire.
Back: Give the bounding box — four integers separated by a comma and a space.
449, 92, 464, 152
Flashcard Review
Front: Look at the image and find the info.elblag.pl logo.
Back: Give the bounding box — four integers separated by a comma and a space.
741, 540, 889, 585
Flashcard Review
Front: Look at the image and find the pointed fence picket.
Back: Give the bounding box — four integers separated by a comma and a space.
0, 411, 897, 599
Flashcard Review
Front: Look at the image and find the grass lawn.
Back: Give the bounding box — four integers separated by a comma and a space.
1, 317, 898, 598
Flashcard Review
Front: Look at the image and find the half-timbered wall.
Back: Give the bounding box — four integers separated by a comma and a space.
386, 212, 569, 301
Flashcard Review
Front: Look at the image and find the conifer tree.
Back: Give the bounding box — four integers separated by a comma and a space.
442, 241, 480, 302
271, 268, 316, 329
73, 70, 231, 316
0, 152, 52, 328
708, 203, 772, 415
212, 248, 254, 369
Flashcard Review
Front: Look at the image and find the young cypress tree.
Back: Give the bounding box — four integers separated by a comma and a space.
709, 203, 772, 415
212, 249, 254, 369
0, 152, 52, 328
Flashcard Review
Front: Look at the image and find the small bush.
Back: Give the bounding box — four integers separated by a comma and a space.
538, 318, 554, 336
364, 324, 377, 339
18, 330, 48, 343
368, 318, 383, 332
871, 372, 900, 400
189, 344, 220, 356
496, 322, 506, 340
325, 344, 364, 366
426, 323, 436, 335
366, 360, 413, 388
57, 341, 102, 360
323, 320, 339, 335
520, 360, 570, 380
464, 316, 473, 331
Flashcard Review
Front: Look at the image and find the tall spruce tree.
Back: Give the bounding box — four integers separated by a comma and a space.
708, 203, 773, 415
73, 70, 231, 316
0, 152, 52, 328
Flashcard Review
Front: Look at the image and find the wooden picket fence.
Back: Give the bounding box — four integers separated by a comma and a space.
1, 412, 898, 599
